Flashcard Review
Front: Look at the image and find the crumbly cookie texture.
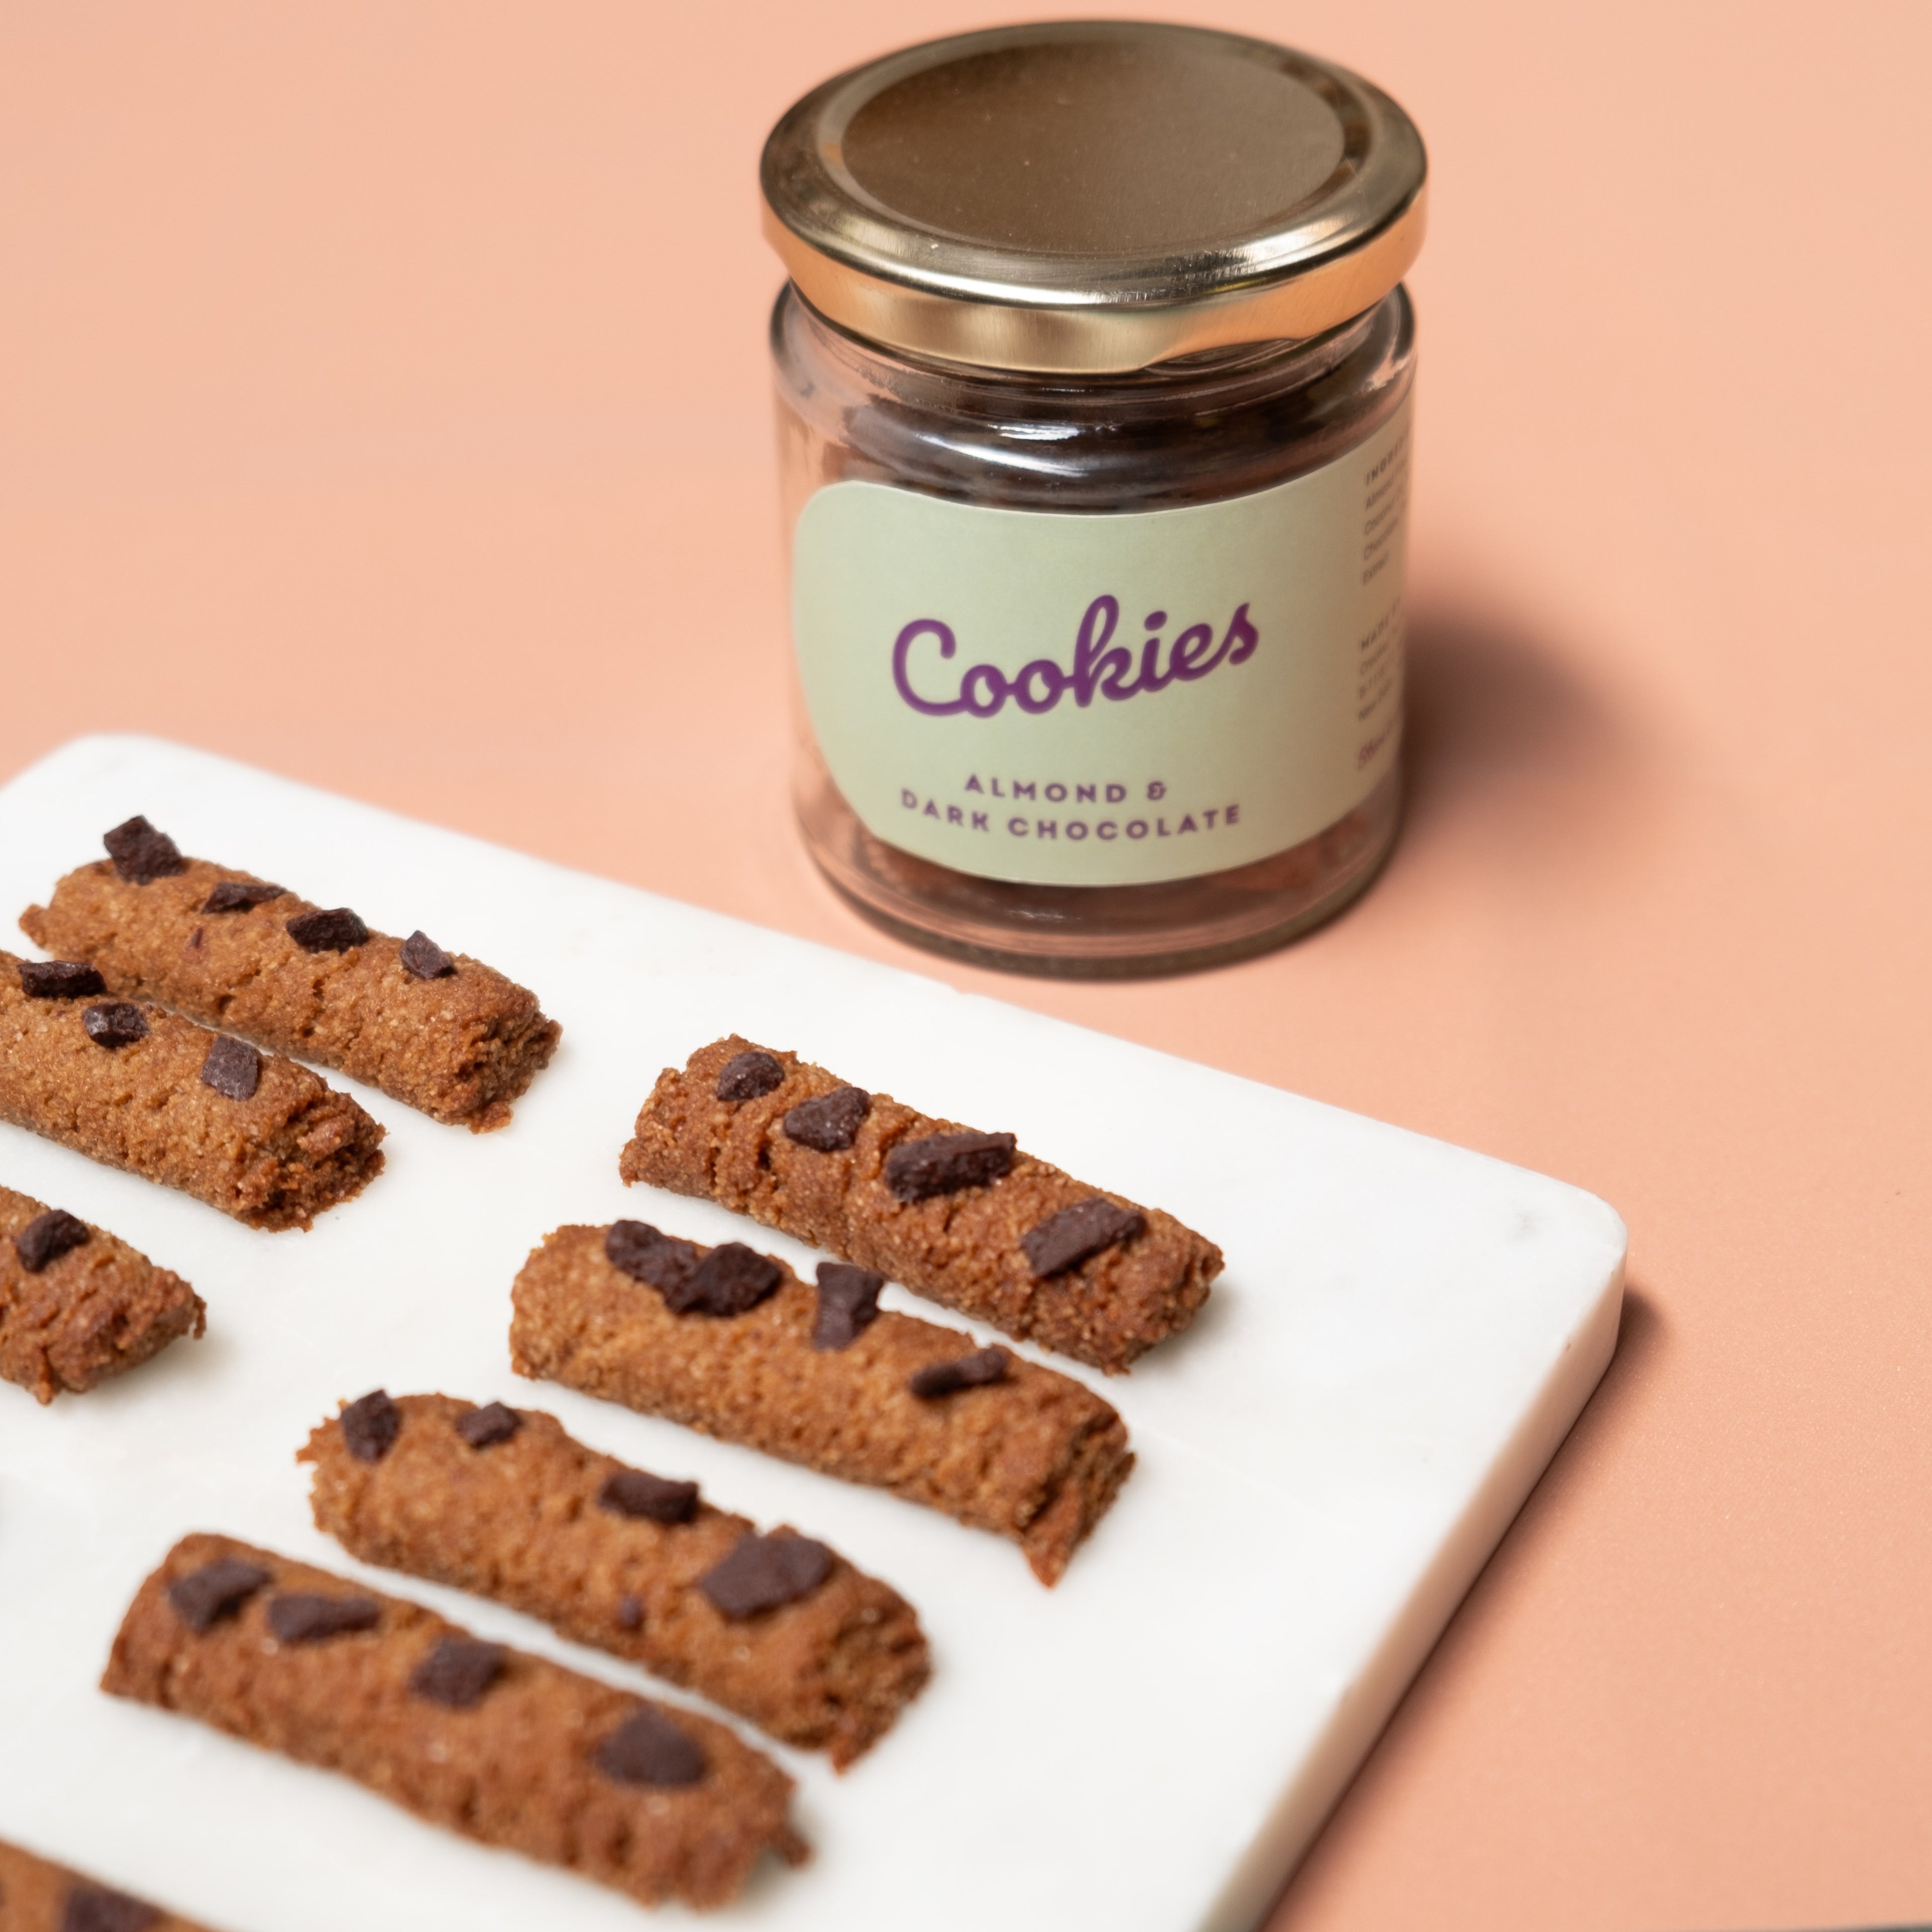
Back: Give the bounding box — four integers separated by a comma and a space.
617, 1035, 1222, 1373
21, 821, 560, 1131
0, 1835, 222, 1932
0, 950, 382, 1230
301, 1390, 931, 1768
0, 1183, 205, 1403
510, 1223, 1135, 1586
102, 1532, 808, 1912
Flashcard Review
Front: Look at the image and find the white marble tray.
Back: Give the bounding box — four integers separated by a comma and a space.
0, 736, 1625, 1932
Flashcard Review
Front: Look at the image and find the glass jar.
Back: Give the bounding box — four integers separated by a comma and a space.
761, 22, 1427, 976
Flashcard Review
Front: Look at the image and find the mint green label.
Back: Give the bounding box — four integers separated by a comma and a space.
792, 397, 1411, 887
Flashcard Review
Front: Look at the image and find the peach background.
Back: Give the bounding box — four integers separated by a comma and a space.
3, 4, 1929, 1927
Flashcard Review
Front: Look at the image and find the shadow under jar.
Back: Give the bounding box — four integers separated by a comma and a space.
762, 22, 1428, 976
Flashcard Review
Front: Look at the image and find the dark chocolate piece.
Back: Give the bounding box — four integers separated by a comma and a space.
715, 1049, 784, 1101
666, 1241, 782, 1318
199, 1033, 261, 1101
813, 1261, 883, 1350
202, 878, 285, 913
615, 1593, 645, 1631
605, 1220, 700, 1294
18, 959, 105, 999
455, 1400, 522, 1448
594, 1708, 707, 1789
103, 816, 185, 885
909, 1345, 1012, 1399
409, 1636, 506, 1709
267, 1592, 380, 1644
340, 1389, 401, 1463
14, 1206, 91, 1274
286, 907, 370, 953
399, 930, 456, 980
783, 1084, 870, 1153
61, 1886, 162, 1932
884, 1130, 1017, 1202
82, 1002, 149, 1049
166, 1557, 271, 1634
599, 1467, 701, 1525
1021, 1196, 1148, 1277
699, 1533, 834, 1620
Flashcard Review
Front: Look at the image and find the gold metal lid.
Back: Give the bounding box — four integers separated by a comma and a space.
761, 21, 1427, 374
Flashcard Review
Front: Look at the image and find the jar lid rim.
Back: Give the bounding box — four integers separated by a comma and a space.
760, 21, 1427, 374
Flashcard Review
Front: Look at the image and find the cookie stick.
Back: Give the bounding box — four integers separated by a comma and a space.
0, 951, 382, 1231
618, 1035, 1223, 1373
0, 1836, 225, 1932
301, 1390, 931, 1768
509, 1222, 1135, 1586
20, 816, 560, 1133
1, 1183, 205, 1403
103, 1533, 808, 1913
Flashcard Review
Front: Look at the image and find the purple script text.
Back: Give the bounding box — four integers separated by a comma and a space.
892, 595, 1258, 719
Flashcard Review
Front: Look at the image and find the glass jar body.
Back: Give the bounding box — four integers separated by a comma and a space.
772, 284, 1416, 977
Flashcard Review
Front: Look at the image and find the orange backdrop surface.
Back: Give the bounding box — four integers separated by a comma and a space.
3, 5, 1929, 1928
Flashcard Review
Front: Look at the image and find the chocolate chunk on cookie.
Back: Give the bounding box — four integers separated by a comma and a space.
595, 1708, 708, 1789
667, 1242, 782, 1318
1021, 1197, 1147, 1277
340, 1389, 401, 1463
14, 1206, 90, 1274
716, 1049, 784, 1101
103, 816, 186, 885
886, 1131, 1017, 1201
699, 1533, 833, 1619
409, 1636, 506, 1709
286, 907, 369, 953
399, 930, 455, 980
167, 1557, 271, 1634
812, 1262, 883, 1350
202, 878, 284, 913
782, 1084, 869, 1152
909, 1346, 1012, 1399
199, 1034, 261, 1101
605, 1220, 700, 1293
82, 1002, 148, 1049
18, 959, 104, 999
600, 1467, 701, 1524
60, 1884, 161, 1932
455, 1400, 522, 1448
267, 1592, 380, 1644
